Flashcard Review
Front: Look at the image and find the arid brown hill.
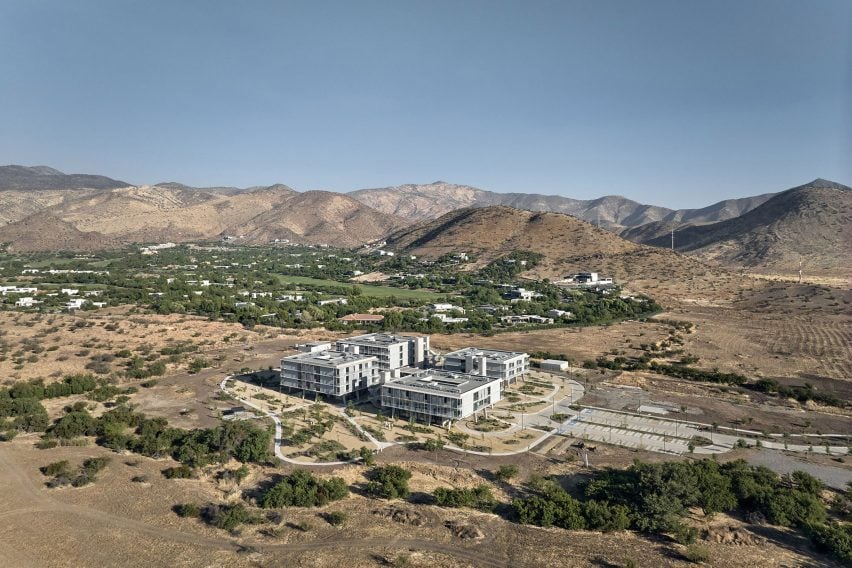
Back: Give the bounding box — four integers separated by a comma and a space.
385, 205, 718, 284
0, 185, 405, 251
637, 179, 852, 278
224, 190, 409, 247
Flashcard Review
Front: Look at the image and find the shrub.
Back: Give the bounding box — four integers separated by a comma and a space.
174, 503, 200, 518
366, 465, 412, 500
513, 484, 587, 530
581, 500, 631, 532
41, 460, 72, 477
260, 469, 349, 508
49, 411, 97, 439
359, 445, 375, 466
162, 465, 195, 479
807, 522, 852, 565
203, 503, 262, 531
682, 544, 710, 563
81, 456, 110, 475
188, 358, 210, 374
433, 485, 496, 512
495, 464, 519, 482
324, 511, 348, 526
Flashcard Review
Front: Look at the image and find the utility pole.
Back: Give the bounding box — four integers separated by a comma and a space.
671, 227, 674, 251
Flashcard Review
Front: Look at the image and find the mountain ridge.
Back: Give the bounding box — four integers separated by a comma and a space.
349, 181, 780, 230
638, 179, 852, 277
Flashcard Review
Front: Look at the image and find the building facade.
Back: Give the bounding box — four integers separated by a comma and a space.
442, 347, 529, 386
280, 350, 377, 399
380, 369, 502, 424
335, 333, 430, 373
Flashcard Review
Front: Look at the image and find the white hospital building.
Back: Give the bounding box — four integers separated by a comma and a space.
380, 369, 502, 425
442, 347, 529, 386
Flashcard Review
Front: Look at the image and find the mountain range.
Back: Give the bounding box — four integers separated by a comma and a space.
0, 165, 847, 278
0, 167, 403, 251
348, 181, 777, 231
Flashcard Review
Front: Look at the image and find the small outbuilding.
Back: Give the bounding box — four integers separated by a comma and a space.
540, 359, 571, 372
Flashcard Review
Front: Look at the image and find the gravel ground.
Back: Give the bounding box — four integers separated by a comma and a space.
746, 448, 852, 489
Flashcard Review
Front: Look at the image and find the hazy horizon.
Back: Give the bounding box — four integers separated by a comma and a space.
1, 0, 849, 208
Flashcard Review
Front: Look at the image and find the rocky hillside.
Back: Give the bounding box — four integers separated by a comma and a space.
385, 205, 716, 284
222, 190, 408, 247
639, 179, 852, 277
0, 185, 404, 251
349, 182, 486, 221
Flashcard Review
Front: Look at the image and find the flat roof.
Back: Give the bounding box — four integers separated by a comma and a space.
338, 313, 384, 321
337, 332, 423, 347
282, 350, 376, 366
444, 346, 527, 361
383, 369, 499, 396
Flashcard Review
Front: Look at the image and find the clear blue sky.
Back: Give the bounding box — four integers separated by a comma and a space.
0, 0, 849, 208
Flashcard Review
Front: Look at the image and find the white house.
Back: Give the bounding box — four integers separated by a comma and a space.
65, 299, 86, 310
546, 309, 573, 319
503, 288, 542, 302
499, 314, 554, 325
431, 313, 469, 324
318, 297, 348, 306
429, 303, 465, 313
565, 272, 614, 286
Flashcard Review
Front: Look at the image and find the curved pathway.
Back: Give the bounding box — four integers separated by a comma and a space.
221, 374, 849, 465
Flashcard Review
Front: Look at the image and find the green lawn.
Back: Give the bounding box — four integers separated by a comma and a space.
275, 274, 444, 300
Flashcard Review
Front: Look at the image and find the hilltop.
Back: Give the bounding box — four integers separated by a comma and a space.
385, 205, 719, 286
637, 179, 852, 278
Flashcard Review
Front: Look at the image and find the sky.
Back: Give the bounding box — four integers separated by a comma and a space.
0, 0, 849, 208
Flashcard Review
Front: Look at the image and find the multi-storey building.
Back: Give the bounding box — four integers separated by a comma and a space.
380, 369, 501, 425
442, 347, 529, 386
280, 350, 377, 399
335, 333, 430, 373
